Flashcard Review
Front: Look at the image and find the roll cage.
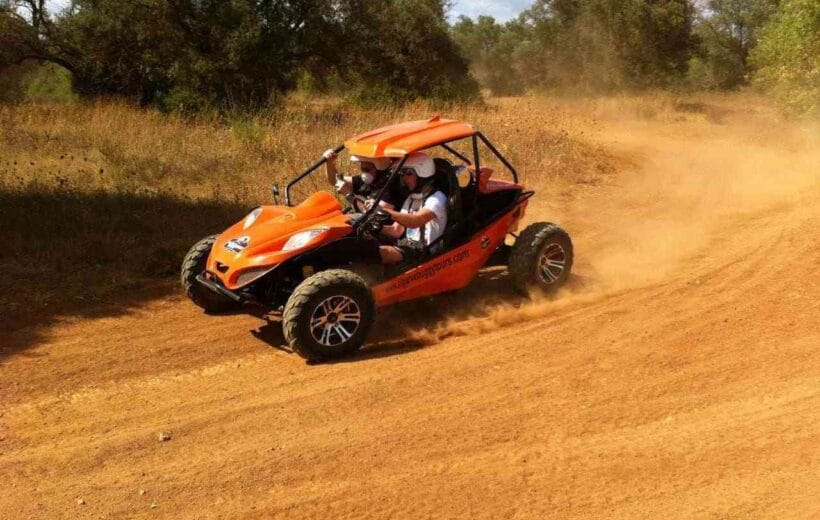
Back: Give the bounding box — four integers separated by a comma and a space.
283, 130, 520, 222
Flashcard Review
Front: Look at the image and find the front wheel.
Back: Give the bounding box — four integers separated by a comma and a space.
181, 235, 240, 313
508, 222, 573, 293
283, 270, 375, 361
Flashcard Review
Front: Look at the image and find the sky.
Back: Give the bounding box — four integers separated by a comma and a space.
448, 0, 531, 22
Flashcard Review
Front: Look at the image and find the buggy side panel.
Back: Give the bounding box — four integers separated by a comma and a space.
373, 201, 525, 306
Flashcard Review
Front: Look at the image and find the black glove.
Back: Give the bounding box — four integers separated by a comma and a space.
373, 208, 394, 226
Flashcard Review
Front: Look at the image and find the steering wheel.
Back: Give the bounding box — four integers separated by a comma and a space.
345, 194, 368, 213
353, 208, 394, 238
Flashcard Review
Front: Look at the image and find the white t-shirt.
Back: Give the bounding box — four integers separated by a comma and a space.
401, 191, 448, 245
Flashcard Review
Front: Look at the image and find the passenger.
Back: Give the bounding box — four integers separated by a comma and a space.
322, 149, 403, 210
378, 152, 448, 265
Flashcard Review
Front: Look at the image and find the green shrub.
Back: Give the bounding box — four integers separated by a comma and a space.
25, 63, 77, 103
156, 87, 214, 116
751, 0, 820, 117
0, 62, 76, 104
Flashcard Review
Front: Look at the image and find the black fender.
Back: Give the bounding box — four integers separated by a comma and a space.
290, 236, 382, 268
257, 235, 382, 284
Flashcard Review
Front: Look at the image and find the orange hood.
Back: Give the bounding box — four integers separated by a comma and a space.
206, 191, 352, 289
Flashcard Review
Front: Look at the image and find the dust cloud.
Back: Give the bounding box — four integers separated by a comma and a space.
412, 98, 820, 343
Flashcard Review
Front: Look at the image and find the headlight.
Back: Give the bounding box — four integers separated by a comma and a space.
235, 266, 272, 287
243, 207, 262, 230
282, 228, 328, 251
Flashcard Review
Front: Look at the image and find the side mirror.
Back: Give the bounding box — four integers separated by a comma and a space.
271, 184, 280, 205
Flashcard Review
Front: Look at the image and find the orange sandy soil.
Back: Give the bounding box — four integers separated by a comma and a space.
2, 101, 818, 519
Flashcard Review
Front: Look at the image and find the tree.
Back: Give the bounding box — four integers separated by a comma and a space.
1, 0, 478, 108
452, 0, 697, 94
52, 0, 344, 106
451, 15, 526, 95
751, 0, 819, 115
1, 1, 76, 73
690, 0, 779, 88
556, 0, 696, 90
338, 0, 479, 103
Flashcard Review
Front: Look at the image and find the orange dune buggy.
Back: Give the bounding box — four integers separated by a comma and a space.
181, 116, 573, 361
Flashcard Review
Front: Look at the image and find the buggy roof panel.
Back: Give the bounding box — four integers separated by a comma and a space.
345, 115, 475, 158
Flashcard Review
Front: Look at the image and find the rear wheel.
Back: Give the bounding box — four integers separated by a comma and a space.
283, 270, 375, 361
509, 222, 573, 293
181, 235, 239, 313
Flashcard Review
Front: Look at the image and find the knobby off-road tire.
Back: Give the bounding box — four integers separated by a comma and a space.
509, 222, 573, 293
283, 269, 375, 362
180, 234, 239, 313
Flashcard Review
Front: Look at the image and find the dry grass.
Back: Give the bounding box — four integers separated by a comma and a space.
0, 97, 614, 201
0, 96, 617, 331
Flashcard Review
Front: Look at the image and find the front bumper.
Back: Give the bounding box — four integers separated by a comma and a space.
196, 272, 245, 303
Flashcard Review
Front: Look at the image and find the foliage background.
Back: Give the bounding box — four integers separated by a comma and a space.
750, 0, 819, 117
1, 0, 816, 115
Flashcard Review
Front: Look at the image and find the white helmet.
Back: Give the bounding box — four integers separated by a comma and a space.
350, 155, 392, 171
401, 152, 435, 178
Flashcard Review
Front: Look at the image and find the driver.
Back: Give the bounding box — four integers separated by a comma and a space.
322, 149, 404, 210
377, 152, 448, 265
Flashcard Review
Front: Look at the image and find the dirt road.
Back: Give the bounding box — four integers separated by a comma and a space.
2, 101, 818, 519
